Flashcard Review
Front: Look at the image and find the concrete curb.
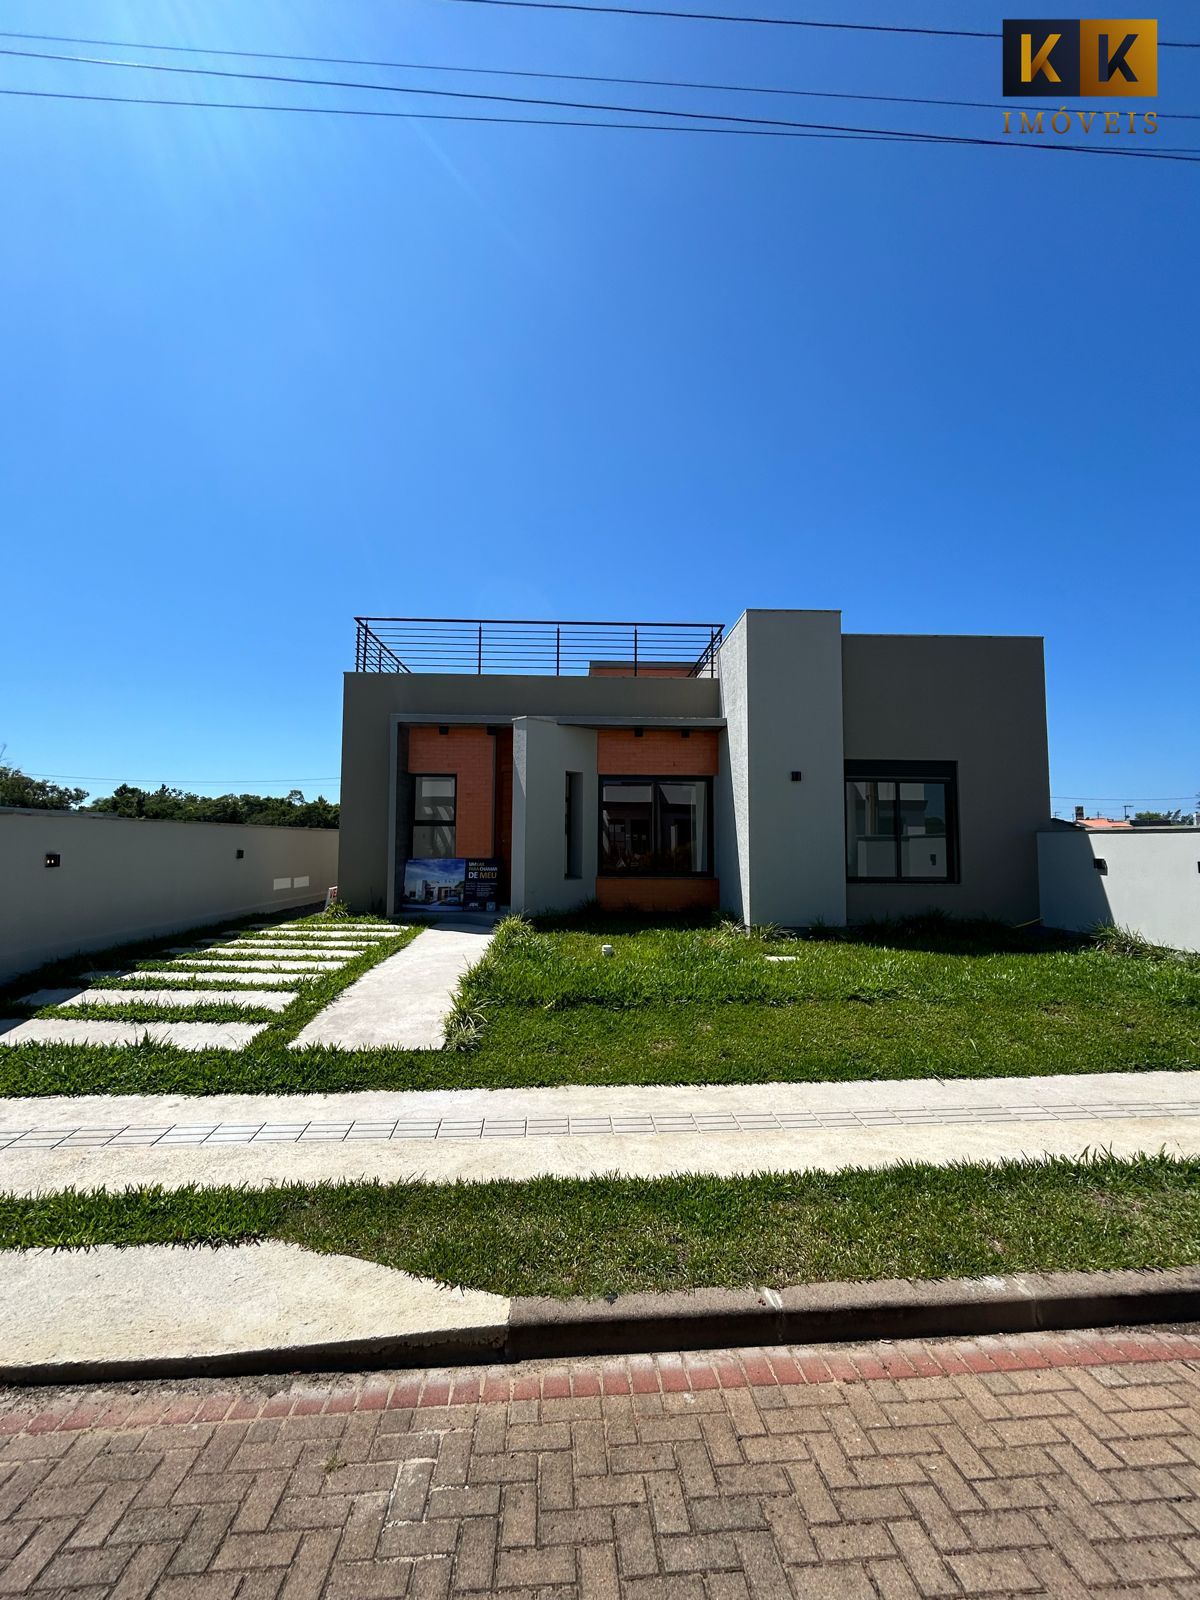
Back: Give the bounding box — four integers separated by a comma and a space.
4, 1265, 1200, 1386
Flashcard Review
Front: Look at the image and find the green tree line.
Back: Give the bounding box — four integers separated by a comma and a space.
0, 763, 338, 828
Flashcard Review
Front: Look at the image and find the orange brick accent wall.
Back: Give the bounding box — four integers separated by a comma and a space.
407, 726, 495, 857
596, 877, 721, 913
588, 663, 699, 679
597, 728, 718, 776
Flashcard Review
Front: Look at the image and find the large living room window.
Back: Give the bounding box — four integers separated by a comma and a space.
845, 761, 957, 883
412, 774, 456, 858
600, 778, 711, 874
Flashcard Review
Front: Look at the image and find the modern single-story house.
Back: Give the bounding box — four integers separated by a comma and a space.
338, 611, 1050, 926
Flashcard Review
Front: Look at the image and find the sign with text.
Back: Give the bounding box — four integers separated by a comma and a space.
1002, 19, 1158, 96
401, 858, 501, 912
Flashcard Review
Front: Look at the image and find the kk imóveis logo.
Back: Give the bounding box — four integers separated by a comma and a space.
1001, 19, 1158, 137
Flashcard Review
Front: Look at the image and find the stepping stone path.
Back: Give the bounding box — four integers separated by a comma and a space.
0, 1019, 268, 1051
21, 988, 295, 1013
0, 920, 409, 1053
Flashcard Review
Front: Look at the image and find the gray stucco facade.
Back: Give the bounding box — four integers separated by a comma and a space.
338, 611, 1050, 926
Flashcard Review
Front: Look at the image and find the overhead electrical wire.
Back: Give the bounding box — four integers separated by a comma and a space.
1, 49, 1195, 162
0, 28, 1195, 121
5, 85, 1195, 162
436, 0, 1200, 48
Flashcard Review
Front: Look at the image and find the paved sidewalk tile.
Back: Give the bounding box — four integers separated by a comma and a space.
4, 1329, 1200, 1598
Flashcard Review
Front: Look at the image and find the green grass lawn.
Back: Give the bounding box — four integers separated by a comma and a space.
0, 912, 1195, 1096
2, 1154, 1198, 1297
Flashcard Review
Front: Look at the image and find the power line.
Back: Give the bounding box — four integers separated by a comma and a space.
3, 57, 1195, 162
3, 29, 1195, 122
437, 0, 1200, 48
24, 772, 341, 785
1052, 794, 1197, 803
0, 87, 947, 146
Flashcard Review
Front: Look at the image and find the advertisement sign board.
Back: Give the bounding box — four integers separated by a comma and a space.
401, 858, 501, 912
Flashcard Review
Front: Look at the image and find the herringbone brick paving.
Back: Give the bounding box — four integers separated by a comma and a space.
5, 1330, 1200, 1598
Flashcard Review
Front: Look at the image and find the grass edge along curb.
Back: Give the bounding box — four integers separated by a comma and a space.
4, 1152, 1200, 1300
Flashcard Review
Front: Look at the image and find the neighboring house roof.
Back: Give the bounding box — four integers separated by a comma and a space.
1077, 817, 1133, 829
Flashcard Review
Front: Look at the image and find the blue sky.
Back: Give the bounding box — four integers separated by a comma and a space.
2, 0, 1196, 817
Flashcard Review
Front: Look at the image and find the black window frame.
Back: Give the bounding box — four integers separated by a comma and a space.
844, 760, 959, 885
598, 775, 714, 878
411, 772, 457, 860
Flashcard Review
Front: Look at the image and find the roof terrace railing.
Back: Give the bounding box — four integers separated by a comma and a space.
353, 617, 725, 677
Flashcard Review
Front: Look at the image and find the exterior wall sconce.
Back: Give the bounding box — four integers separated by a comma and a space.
236, 849, 245, 859
634, 727, 644, 737
790, 771, 803, 782
44, 852, 60, 868
438, 725, 450, 735
1094, 858, 1108, 875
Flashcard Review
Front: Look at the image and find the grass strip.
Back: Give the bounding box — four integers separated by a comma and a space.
2, 1154, 1199, 1298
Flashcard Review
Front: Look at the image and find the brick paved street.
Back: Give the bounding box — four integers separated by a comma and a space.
4, 1330, 1200, 1598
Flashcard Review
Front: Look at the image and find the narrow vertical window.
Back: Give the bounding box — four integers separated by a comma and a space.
565, 771, 583, 878
412, 774, 456, 858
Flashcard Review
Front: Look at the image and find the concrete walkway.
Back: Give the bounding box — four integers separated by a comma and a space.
289, 919, 495, 1051
1, 1070, 1198, 1193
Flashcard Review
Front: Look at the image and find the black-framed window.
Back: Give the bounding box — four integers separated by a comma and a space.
412, 774, 456, 859
600, 777, 711, 875
845, 761, 958, 883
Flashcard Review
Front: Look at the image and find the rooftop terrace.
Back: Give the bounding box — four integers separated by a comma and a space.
353, 617, 725, 677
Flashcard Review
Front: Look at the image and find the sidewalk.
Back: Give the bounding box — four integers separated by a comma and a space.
2, 1070, 1199, 1193
4, 1318, 1200, 1600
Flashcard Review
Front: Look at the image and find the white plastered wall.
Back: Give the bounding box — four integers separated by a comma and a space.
717, 610, 848, 928
1038, 828, 1200, 953
0, 809, 338, 982
511, 719, 598, 915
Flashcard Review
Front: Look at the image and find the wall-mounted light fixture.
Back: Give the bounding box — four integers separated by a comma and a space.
236, 849, 245, 860
44, 851, 60, 869
1094, 858, 1108, 875
438, 725, 450, 735
633, 727, 645, 738
790, 771, 803, 783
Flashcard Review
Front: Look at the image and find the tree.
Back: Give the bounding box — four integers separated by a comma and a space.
84, 784, 338, 827
0, 760, 88, 811
1132, 809, 1190, 826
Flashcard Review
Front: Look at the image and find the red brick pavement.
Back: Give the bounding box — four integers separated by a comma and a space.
3, 1328, 1200, 1597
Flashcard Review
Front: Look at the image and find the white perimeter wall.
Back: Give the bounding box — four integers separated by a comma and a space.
0, 809, 339, 981
1038, 828, 1200, 953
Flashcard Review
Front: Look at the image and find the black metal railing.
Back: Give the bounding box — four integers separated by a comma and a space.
353, 617, 725, 677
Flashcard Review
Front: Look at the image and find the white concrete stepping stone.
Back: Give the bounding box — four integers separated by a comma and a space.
22, 988, 293, 1013
172, 940, 350, 956
157, 953, 340, 966
145, 972, 315, 987
0, 1019, 267, 1050
98, 971, 301, 990
170, 937, 344, 950
232, 934, 371, 947
166, 950, 345, 967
